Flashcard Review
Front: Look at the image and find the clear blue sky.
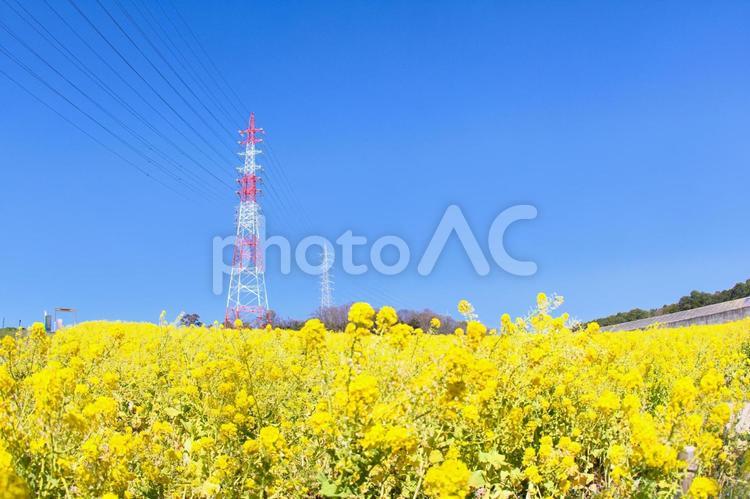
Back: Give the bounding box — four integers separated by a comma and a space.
1, 0, 749, 327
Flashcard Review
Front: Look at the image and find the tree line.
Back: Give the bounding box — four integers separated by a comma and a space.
267, 304, 462, 334
591, 278, 750, 327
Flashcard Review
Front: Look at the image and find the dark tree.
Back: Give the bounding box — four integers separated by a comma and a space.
180, 313, 203, 327
397, 308, 462, 334
316, 304, 350, 331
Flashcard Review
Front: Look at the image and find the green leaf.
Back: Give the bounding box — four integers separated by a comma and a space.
320, 482, 340, 497
318, 475, 348, 497
478, 450, 506, 468
468, 470, 486, 488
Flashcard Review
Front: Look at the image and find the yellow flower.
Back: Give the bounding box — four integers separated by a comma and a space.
524, 464, 542, 484
688, 477, 719, 498
558, 436, 582, 455
522, 447, 536, 466
611, 464, 628, 483
0, 366, 14, 394
191, 437, 215, 454
103, 371, 119, 388
151, 421, 173, 435
347, 373, 379, 415
348, 302, 375, 329
423, 459, 471, 498
30, 321, 47, 337
461, 404, 480, 422
672, 377, 698, 409
585, 322, 601, 334
0, 301, 745, 497
622, 393, 641, 415
708, 403, 730, 428
595, 390, 620, 412
199, 480, 221, 496
219, 422, 238, 439
375, 306, 398, 333
258, 426, 285, 455
699, 369, 723, 393
0, 335, 16, 355
82, 396, 118, 420
360, 423, 386, 450
500, 313, 516, 335
536, 292, 549, 311
607, 444, 627, 465
74, 383, 89, 396
457, 299, 473, 316
309, 410, 335, 436
384, 425, 417, 453
301, 318, 327, 350
465, 321, 487, 348
241, 438, 258, 455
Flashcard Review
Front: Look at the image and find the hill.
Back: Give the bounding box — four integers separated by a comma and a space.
591, 278, 750, 326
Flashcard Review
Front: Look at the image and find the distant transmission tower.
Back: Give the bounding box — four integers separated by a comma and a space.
320, 243, 334, 308
226, 113, 269, 326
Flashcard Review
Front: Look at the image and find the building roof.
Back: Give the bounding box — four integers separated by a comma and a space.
600, 296, 750, 331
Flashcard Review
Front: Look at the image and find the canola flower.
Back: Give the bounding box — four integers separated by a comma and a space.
0, 300, 749, 498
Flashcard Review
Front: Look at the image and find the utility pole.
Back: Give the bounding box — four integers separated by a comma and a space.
225, 113, 269, 326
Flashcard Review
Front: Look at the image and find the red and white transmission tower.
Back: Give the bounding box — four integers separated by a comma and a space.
225, 113, 269, 325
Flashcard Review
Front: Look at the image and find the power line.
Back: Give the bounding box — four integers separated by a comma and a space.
63, 0, 234, 170
0, 66, 187, 199
42, 0, 233, 185
264, 140, 317, 230
165, 0, 249, 116
0, 43, 205, 199
1, 0, 224, 198
111, 0, 235, 143
152, 0, 321, 239
0, 19, 212, 199
124, 0, 322, 239
90, 0, 234, 156
67, 1, 405, 312
129, 0, 239, 126
121, 0, 308, 231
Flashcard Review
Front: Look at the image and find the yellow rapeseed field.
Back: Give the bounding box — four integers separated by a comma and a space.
1, 294, 749, 498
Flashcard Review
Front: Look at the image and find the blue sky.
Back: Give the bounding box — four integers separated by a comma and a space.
1, 0, 749, 327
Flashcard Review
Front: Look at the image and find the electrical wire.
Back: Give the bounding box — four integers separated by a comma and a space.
41, 0, 232, 183
0, 19, 214, 199
0, 66, 188, 199
111, 0, 235, 144
63, 0, 234, 169
140, 0, 314, 236
2, 0, 225, 198
164, 0, 249, 116
91, 0, 234, 155
129, 0, 239, 126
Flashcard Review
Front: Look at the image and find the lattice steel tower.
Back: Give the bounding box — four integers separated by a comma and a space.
320, 243, 334, 308
226, 113, 269, 325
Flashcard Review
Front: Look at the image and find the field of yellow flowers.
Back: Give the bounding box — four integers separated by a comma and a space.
1, 295, 749, 498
